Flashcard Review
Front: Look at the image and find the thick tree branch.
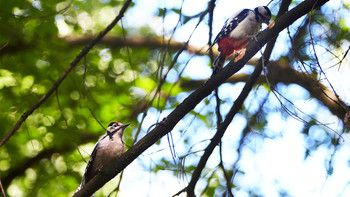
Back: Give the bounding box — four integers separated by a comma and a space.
184, 0, 293, 195
184, 1, 291, 195
64, 35, 209, 56
0, 0, 132, 148
74, 0, 330, 196
178, 57, 347, 121
5, 38, 344, 121
185, 56, 269, 197
0, 35, 210, 57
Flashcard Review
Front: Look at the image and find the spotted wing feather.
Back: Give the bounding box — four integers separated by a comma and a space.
212, 9, 250, 46
80, 135, 107, 187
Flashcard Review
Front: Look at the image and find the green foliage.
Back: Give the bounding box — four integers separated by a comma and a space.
1, 0, 349, 196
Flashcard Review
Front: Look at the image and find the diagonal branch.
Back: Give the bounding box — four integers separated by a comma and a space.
178, 58, 347, 121
74, 0, 329, 196
185, 56, 269, 196
184, 1, 292, 195
0, 0, 133, 148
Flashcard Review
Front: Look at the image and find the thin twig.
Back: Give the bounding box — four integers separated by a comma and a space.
83, 56, 105, 130
219, 142, 233, 197
0, 0, 133, 148
107, 171, 123, 197
133, 4, 209, 145
55, 90, 88, 162
0, 178, 6, 197
75, 1, 331, 195
308, 10, 346, 110
182, 1, 292, 195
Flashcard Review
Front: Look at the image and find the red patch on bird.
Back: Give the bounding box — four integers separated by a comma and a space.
218, 37, 249, 57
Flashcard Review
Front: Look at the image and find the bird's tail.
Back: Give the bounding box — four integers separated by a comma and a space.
75, 183, 95, 197
75, 179, 86, 195
212, 56, 226, 75
75, 183, 83, 194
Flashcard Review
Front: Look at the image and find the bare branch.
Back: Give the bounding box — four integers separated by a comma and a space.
64, 35, 210, 55
0, 178, 6, 197
0, 0, 133, 148
79, 1, 330, 196
219, 143, 234, 197
178, 58, 347, 122
184, 1, 293, 195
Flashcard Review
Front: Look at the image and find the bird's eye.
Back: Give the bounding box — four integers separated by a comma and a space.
113, 124, 118, 127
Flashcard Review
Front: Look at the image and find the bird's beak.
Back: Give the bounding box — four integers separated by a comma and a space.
121, 123, 130, 128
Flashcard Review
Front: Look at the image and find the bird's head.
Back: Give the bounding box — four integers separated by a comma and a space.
106, 121, 130, 139
254, 6, 271, 25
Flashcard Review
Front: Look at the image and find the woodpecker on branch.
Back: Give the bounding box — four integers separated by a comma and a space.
75, 121, 130, 194
211, 6, 272, 74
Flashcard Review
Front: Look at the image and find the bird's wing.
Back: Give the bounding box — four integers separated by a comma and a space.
212, 9, 250, 46
81, 135, 107, 186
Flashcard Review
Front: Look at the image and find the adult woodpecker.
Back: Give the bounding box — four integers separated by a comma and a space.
211, 6, 272, 73
75, 121, 130, 194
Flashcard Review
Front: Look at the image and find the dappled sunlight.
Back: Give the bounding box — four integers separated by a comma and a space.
55, 14, 73, 37
1, 0, 350, 196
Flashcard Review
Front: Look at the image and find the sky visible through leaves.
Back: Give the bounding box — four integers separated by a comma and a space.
1, 0, 350, 196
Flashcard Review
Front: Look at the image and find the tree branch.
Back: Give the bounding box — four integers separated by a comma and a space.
185, 51, 273, 196
183, 0, 292, 193
0, 0, 133, 148
63, 35, 210, 56
178, 57, 347, 121
74, 0, 330, 196
266, 59, 347, 120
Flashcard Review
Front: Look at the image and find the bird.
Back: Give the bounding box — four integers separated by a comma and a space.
75, 121, 130, 194
211, 6, 272, 74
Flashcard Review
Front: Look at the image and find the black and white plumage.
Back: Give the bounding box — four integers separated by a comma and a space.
75, 121, 129, 194
211, 6, 271, 73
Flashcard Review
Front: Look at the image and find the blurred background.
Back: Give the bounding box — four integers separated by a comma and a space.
1, 0, 350, 196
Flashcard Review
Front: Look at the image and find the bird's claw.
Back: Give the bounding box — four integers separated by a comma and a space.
234, 48, 246, 62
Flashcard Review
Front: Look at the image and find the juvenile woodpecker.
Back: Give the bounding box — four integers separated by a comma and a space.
211, 6, 271, 73
76, 121, 129, 194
